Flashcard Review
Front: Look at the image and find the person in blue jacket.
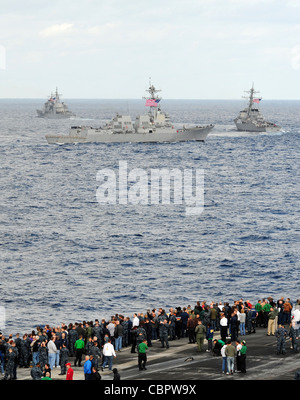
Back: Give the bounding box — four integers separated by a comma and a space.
84, 355, 92, 380
206, 323, 214, 352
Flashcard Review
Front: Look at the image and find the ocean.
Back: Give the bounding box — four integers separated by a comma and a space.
0, 98, 299, 335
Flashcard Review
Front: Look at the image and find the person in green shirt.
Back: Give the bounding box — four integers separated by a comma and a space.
267, 307, 278, 336
262, 301, 272, 328
138, 339, 148, 371
195, 320, 206, 352
255, 300, 263, 327
240, 340, 247, 373
74, 335, 85, 367
41, 372, 52, 380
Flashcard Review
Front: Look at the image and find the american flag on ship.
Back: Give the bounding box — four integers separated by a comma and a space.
145, 99, 160, 107
252, 98, 262, 104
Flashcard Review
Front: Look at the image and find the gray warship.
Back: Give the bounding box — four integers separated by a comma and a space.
234, 85, 281, 132
37, 88, 75, 119
45, 81, 214, 144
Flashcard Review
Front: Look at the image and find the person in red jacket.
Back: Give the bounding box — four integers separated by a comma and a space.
66, 363, 74, 380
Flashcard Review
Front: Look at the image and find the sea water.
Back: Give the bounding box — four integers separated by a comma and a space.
0, 98, 299, 334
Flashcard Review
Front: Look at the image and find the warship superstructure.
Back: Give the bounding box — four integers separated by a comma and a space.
234, 85, 281, 132
45, 81, 214, 144
37, 88, 75, 119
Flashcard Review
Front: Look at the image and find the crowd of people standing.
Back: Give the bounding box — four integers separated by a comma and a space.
1, 295, 300, 380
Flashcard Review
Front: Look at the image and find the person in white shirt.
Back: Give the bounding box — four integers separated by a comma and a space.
107, 321, 116, 338
220, 313, 228, 343
235, 340, 243, 372
47, 338, 57, 370
221, 343, 227, 374
292, 305, 300, 326
101, 339, 116, 371
238, 309, 246, 335
132, 313, 140, 328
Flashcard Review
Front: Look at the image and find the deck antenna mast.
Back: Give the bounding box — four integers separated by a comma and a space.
242, 83, 260, 118
143, 77, 162, 121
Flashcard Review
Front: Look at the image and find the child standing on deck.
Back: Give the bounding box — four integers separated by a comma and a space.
206, 323, 214, 352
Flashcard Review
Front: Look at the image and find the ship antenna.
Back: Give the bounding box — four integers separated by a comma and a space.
143, 78, 162, 120
243, 83, 260, 117
56, 87, 60, 101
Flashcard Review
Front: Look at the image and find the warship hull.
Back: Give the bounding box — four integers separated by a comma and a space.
234, 85, 281, 133
45, 125, 214, 145
234, 121, 281, 133
45, 80, 214, 145
36, 110, 75, 119
37, 88, 75, 119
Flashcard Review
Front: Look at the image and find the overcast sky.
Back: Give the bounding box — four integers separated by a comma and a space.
0, 0, 299, 99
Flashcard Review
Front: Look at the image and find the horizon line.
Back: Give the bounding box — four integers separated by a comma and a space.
0, 97, 299, 101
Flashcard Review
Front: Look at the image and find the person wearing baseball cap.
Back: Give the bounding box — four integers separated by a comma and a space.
66, 363, 74, 380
